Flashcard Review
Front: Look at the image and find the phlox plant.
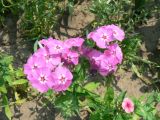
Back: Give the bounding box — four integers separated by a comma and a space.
24, 24, 124, 93
90, 0, 160, 84
23, 24, 125, 118
24, 24, 159, 119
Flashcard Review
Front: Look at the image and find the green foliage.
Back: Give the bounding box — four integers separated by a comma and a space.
90, 0, 159, 67
89, 90, 131, 120
121, 34, 141, 62
0, 54, 28, 119
134, 92, 160, 120
19, 0, 62, 40
0, 0, 21, 26
89, 90, 160, 120
85, 39, 96, 48
90, 0, 135, 32
73, 57, 90, 82
90, 0, 158, 32
90, 0, 143, 67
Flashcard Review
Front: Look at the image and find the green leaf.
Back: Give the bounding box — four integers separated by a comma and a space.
2, 95, 12, 120
157, 94, 160, 102
0, 79, 4, 86
14, 91, 18, 100
104, 87, 114, 105
45, 89, 54, 96
116, 114, 123, 120
0, 55, 13, 65
5, 105, 12, 120
84, 82, 100, 91
9, 64, 14, 72
0, 85, 7, 93
34, 40, 38, 52
55, 92, 72, 105
68, 1, 74, 15
85, 39, 95, 48
74, 64, 81, 73
135, 106, 147, 119
15, 99, 26, 105
146, 94, 154, 104
131, 64, 142, 78
12, 79, 28, 85
72, 91, 79, 113
3, 75, 13, 85
2, 95, 9, 105
116, 91, 126, 104
15, 68, 25, 77
146, 112, 156, 120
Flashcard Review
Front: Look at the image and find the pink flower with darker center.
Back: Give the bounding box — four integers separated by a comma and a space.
24, 55, 46, 79
108, 24, 125, 41
47, 66, 73, 92
122, 98, 134, 113
87, 26, 113, 48
86, 49, 103, 70
40, 37, 64, 54
104, 43, 123, 64
35, 47, 61, 65
97, 54, 117, 76
87, 25, 125, 49
29, 68, 51, 93
62, 49, 79, 65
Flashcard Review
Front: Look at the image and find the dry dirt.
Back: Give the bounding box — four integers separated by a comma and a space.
0, 0, 160, 120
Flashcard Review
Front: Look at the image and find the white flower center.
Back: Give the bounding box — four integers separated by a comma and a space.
55, 45, 62, 52
101, 33, 108, 41
113, 30, 117, 35
58, 74, 66, 84
38, 74, 47, 84
45, 54, 51, 63
32, 64, 38, 70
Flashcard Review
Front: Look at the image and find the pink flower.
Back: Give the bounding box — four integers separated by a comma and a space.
62, 49, 79, 65
29, 68, 51, 93
98, 54, 117, 76
87, 49, 102, 59
108, 24, 125, 41
47, 66, 73, 92
82, 47, 118, 76
34, 47, 61, 66
24, 55, 46, 79
104, 43, 123, 64
40, 37, 64, 54
64, 37, 84, 49
122, 98, 134, 113
78, 45, 93, 57
85, 49, 103, 70
87, 25, 125, 48
80, 47, 118, 76
87, 26, 114, 48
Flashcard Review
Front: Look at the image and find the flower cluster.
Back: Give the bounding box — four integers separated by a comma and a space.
24, 24, 125, 93
81, 43, 123, 76
87, 24, 125, 48
82, 24, 124, 76
24, 37, 84, 93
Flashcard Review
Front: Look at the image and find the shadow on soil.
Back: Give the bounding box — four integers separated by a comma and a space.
137, 17, 160, 91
